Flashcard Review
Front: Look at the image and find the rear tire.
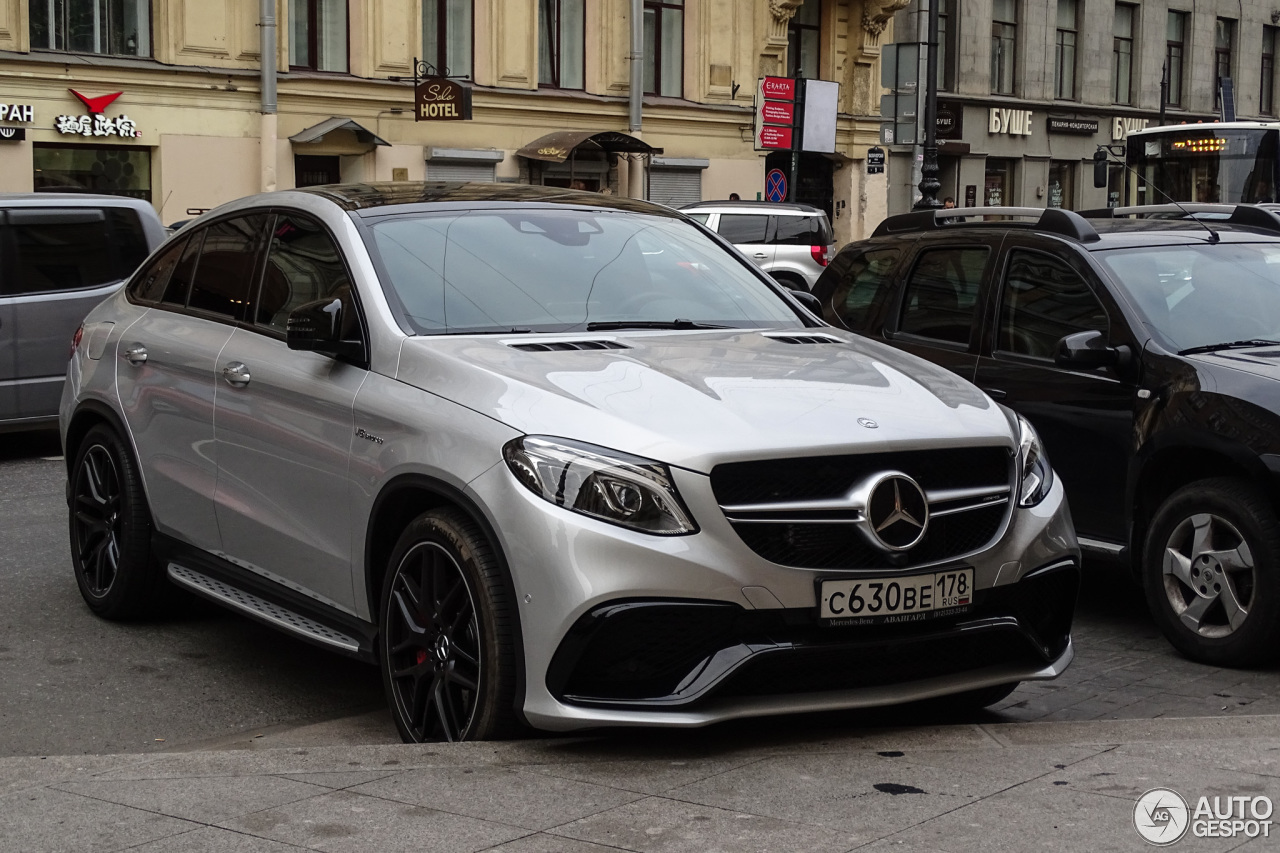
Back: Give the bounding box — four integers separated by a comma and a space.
1142, 479, 1280, 667
68, 424, 165, 619
771, 272, 807, 292
379, 509, 519, 742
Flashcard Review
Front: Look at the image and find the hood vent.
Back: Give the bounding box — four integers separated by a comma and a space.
763, 333, 844, 345
508, 340, 629, 352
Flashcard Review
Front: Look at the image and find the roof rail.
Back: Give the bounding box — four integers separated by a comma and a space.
1080, 203, 1280, 236
871, 206, 1100, 243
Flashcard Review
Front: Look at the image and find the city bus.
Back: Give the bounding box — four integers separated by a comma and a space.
1114, 122, 1280, 206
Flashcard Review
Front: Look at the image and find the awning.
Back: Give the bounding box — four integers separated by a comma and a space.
289, 117, 390, 147
515, 130, 662, 163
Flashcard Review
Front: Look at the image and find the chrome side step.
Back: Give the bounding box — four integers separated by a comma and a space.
167, 563, 361, 654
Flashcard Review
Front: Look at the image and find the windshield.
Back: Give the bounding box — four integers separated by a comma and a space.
1099, 243, 1280, 351
364, 209, 802, 334
1130, 129, 1278, 204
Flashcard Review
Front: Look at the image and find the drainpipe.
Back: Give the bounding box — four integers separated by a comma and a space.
260, 0, 278, 192
628, 0, 645, 198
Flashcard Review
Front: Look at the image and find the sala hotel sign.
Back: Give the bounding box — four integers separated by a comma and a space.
415, 77, 472, 121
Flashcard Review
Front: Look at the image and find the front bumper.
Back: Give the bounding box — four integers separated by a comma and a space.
467, 459, 1079, 732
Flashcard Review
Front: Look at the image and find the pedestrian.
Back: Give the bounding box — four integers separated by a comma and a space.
729, 192, 740, 201
943, 196, 956, 209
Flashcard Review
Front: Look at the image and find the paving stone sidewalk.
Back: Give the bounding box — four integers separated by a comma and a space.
3, 715, 1278, 853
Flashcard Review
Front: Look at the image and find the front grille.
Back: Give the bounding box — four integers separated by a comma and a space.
711, 447, 1013, 569
732, 503, 1007, 570
710, 447, 1010, 505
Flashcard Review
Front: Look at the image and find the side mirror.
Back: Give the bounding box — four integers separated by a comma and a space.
791, 289, 823, 315
1093, 150, 1109, 189
1055, 330, 1118, 368
286, 297, 364, 361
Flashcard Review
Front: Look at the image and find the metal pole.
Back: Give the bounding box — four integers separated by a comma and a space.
259, 0, 278, 193
629, 0, 643, 132
789, 78, 804, 203
1159, 60, 1168, 127
913, 0, 941, 209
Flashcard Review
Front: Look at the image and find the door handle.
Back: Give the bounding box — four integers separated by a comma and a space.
123, 345, 148, 365
983, 387, 1007, 400
221, 362, 251, 387
753, 253, 769, 259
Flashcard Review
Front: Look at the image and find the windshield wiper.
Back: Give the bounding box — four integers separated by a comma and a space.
585, 319, 733, 331
1179, 339, 1280, 355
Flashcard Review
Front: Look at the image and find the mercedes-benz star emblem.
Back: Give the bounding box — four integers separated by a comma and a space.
866, 473, 929, 551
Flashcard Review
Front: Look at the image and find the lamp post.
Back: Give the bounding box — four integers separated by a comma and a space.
913, 0, 942, 209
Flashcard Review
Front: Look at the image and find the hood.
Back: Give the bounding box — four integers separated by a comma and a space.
1188, 348, 1280, 383
395, 329, 1013, 471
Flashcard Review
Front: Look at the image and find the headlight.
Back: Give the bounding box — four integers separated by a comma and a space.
503, 436, 698, 535
1016, 415, 1053, 507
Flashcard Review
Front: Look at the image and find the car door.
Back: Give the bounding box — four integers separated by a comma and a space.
717, 213, 774, 270
5, 206, 151, 420
212, 212, 366, 611
115, 226, 236, 552
972, 246, 1137, 543
884, 238, 1003, 382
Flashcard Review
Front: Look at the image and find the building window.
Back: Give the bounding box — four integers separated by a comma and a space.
29, 0, 151, 57
538, 0, 584, 89
1264, 27, 1277, 116
937, 0, 956, 91
991, 0, 1017, 96
643, 0, 683, 97
1054, 0, 1078, 100
1215, 18, 1235, 111
787, 0, 820, 80
423, 0, 472, 79
1112, 4, 1135, 105
290, 0, 347, 72
1166, 11, 1186, 108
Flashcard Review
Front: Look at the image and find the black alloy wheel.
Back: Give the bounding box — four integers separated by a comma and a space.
380, 510, 518, 743
1144, 478, 1280, 667
69, 424, 165, 618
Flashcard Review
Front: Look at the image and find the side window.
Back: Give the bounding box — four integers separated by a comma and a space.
4, 208, 112, 295
187, 216, 269, 321
829, 247, 900, 331
255, 213, 354, 335
998, 250, 1108, 359
717, 214, 770, 244
773, 215, 825, 246
128, 236, 188, 303
105, 208, 151, 278
899, 246, 989, 345
164, 229, 205, 306
683, 213, 709, 225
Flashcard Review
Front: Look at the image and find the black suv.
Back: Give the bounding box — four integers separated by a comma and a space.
813, 204, 1280, 667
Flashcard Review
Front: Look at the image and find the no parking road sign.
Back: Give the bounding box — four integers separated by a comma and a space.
765, 169, 787, 203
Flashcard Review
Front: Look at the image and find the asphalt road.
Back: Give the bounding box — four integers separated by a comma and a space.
2, 429, 1278, 758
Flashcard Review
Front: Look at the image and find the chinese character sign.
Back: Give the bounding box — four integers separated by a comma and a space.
56, 113, 141, 138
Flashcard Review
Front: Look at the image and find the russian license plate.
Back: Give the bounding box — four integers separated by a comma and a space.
818, 569, 973, 624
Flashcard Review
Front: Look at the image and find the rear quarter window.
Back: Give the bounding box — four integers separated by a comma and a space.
773, 215, 831, 246
2, 206, 149, 295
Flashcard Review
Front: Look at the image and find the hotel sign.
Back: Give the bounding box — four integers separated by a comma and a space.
414, 77, 472, 121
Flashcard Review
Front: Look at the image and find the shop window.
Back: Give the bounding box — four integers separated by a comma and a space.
1048, 161, 1075, 210
991, 0, 1017, 96
33, 144, 151, 201
1054, 0, 1078, 100
424, 0, 472, 78
290, 0, 348, 72
29, 0, 151, 57
1166, 11, 1187, 108
1112, 4, 1135, 105
644, 0, 683, 97
998, 250, 1107, 360
899, 247, 988, 346
984, 159, 1014, 207
787, 0, 820, 80
539, 0, 584, 89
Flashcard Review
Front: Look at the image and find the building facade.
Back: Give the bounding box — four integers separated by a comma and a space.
888, 0, 1276, 213
0, 0, 909, 243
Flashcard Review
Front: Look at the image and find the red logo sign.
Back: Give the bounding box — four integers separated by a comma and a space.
761, 76, 796, 101
69, 89, 123, 114
761, 101, 795, 126
758, 126, 794, 149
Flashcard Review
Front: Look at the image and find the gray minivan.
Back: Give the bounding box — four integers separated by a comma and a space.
0, 194, 165, 430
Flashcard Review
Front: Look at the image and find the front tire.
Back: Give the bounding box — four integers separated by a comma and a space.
379, 509, 519, 742
68, 424, 165, 619
1143, 479, 1280, 667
